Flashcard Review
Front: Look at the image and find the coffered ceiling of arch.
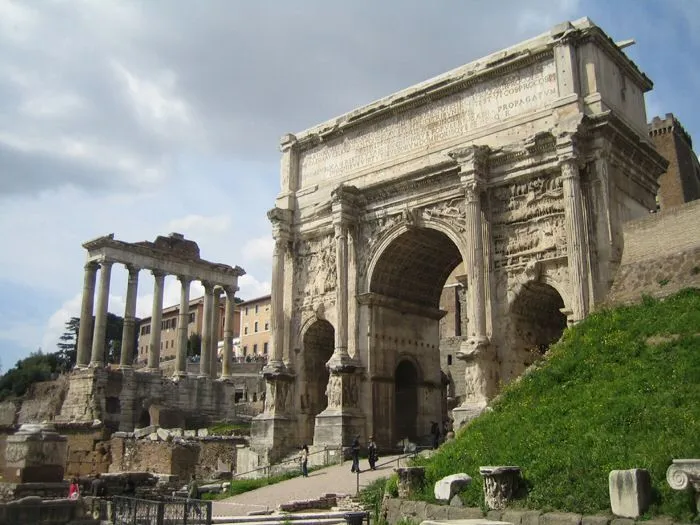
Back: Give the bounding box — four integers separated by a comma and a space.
370, 228, 462, 308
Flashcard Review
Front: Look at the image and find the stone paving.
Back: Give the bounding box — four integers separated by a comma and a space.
213, 455, 405, 517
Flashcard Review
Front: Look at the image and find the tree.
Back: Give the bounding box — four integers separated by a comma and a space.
187, 333, 202, 357
56, 317, 80, 372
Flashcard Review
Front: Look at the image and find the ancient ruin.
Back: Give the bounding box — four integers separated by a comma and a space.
58, 232, 251, 431
248, 17, 668, 465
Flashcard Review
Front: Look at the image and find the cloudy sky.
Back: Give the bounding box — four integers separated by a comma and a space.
0, 0, 698, 369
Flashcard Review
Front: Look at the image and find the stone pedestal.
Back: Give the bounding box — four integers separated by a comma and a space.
609, 468, 651, 518
453, 337, 496, 429
666, 459, 700, 512
479, 466, 521, 510
2, 424, 68, 483
395, 466, 426, 498
57, 367, 107, 424
313, 370, 365, 447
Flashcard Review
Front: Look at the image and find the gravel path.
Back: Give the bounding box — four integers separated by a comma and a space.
212, 455, 405, 517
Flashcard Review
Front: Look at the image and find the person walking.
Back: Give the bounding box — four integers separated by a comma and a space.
367, 435, 378, 471
68, 478, 80, 500
187, 474, 201, 518
300, 444, 309, 477
430, 421, 441, 450
350, 435, 361, 473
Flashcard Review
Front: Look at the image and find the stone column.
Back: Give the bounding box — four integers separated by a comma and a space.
90, 260, 113, 367
265, 208, 291, 374
221, 286, 237, 379
448, 146, 495, 427
199, 281, 214, 377
327, 185, 361, 371
147, 270, 166, 371
175, 275, 192, 377
560, 157, 589, 322
76, 262, 98, 368
210, 287, 221, 378
313, 186, 364, 448
119, 265, 140, 368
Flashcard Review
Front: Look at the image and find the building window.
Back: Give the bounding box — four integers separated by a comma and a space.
253, 344, 258, 354
245, 307, 249, 315
264, 321, 269, 331
244, 326, 248, 335
188, 312, 195, 323
447, 354, 453, 366
254, 321, 258, 333
263, 342, 268, 355
255, 305, 259, 314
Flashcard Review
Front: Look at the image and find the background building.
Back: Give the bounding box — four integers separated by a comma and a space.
136, 295, 240, 366
238, 294, 271, 360
649, 113, 700, 210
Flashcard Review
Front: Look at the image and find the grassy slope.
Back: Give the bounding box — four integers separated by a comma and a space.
414, 289, 700, 520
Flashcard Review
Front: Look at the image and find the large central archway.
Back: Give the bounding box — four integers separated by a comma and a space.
367, 226, 463, 447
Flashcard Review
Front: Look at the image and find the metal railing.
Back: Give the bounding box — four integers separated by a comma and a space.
111, 495, 212, 525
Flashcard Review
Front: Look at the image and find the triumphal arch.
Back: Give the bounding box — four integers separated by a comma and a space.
251, 18, 667, 462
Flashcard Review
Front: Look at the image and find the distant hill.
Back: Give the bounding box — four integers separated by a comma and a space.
414, 288, 700, 521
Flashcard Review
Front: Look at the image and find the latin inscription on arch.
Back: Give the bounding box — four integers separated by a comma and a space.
299, 58, 558, 188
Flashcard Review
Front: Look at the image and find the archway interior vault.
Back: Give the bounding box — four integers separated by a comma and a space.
371, 228, 463, 308
511, 281, 567, 352
302, 319, 334, 417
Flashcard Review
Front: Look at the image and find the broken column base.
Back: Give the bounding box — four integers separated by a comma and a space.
452, 402, 487, 430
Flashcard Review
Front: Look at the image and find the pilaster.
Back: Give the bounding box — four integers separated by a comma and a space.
266, 207, 292, 375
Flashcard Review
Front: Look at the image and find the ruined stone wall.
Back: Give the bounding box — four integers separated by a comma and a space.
63, 427, 112, 478
607, 199, 700, 305
109, 436, 242, 481
17, 376, 70, 425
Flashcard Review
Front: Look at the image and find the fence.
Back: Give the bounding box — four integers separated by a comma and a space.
111, 495, 212, 525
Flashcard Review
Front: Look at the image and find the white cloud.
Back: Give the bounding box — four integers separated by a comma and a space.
242, 236, 274, 264
238, 274, 271, 301
167, 214, 232, 236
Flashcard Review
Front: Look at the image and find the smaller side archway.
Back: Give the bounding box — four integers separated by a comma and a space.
299, 319, 335, 445
510, 280, 567, 365
394, 358, 420, 443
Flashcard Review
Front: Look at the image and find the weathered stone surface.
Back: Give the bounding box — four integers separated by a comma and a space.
541, 512, 582, 525
197, 428, 209, 437
609, 469, 651, 518
396, 466, 426, 498
610, 518, 635, 525
134, 425, 157, 439
0, 401, 17, 427
450, 495, 463, 507
184, 430, 197, 438
480, 466, 522, 510
156, 428, 171, 441
581, 516, 610, 525
435, 473, 472, 501
520, 510, 543, 525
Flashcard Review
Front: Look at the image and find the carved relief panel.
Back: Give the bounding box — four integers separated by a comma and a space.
294, 234, 337, 305
491, 173, 566, 269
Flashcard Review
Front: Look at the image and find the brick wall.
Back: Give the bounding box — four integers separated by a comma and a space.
606, 199, 700, 305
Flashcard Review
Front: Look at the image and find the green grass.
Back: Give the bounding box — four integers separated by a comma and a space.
411, 288, 700, 521
202, 469, 302, 500
207, 421, 252, 436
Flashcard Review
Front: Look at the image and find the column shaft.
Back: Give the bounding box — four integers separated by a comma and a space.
90, 261, 113, 366
148, 271, 166, 370
221, 287, 236, 378
119, 265, 140, 368
175, 276, 191, 376
76, 263, 98, 368
269, 238, 285, 365
200, 282, 214, 377
561, 160, 589, 321
210, 288, 221, 378
464, 182, 487, 340
334, 222, 349, 356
